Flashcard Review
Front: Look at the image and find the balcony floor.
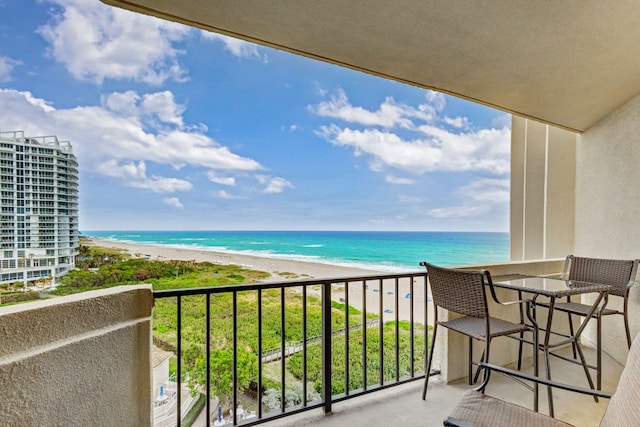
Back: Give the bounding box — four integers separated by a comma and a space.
259, 344, 624, 427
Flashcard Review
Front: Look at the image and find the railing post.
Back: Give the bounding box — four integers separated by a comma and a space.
176, 296, 182, 426
322, 282, 332, 415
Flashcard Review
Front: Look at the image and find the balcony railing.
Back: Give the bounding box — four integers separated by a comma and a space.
153, 271, 430, 426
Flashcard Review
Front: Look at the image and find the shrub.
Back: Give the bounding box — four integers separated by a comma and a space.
133, 269, 152, 281
262, 383, 320, 411
1, 290, 40, 304
288, 325, 426, 394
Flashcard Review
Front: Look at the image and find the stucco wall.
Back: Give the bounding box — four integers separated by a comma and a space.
0, 285, 153, 426
575, 93, 640, 364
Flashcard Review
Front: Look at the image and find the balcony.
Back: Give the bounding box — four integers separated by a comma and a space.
0, 259, 627, 426
259, 346, 621, 427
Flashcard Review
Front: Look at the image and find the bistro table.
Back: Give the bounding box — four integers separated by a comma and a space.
492, 275, 612, 417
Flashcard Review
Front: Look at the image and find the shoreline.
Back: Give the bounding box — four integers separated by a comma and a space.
83, 237, 429, 323
83, 237, 383, 280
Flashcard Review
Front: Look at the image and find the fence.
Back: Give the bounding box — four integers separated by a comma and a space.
153, 271, 430, 426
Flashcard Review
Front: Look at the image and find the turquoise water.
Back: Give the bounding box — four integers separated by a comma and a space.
82, 230, 509, 272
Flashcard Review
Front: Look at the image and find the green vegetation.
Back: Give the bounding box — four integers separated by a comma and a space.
53, 255, 201, 295
151, 285, 368, 406
262, 383, 321, 411
181, 393, 206, 427
51, 246, 429, 412
331, 300, 362, 315
288, 321, 426, 394
0, 290, 41, 305
75, 240, 130, 269
274, 271, 309, 279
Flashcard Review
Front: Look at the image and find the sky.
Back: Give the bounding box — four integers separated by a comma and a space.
0, 0, 512, 232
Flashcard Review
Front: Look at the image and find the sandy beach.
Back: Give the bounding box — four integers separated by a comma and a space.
83, 237, 383, 280
84, 237, 429, 323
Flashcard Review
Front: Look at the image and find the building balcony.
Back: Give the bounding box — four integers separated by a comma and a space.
0, 259, 629, 426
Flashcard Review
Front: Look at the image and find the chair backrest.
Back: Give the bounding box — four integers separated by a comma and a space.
599, 334, 640, 427
422, 262, 489, 319
565, 255, 639, 297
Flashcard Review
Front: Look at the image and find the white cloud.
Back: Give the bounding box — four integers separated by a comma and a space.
0, 89, 264, 194
425, 90, 446, 111
313, 82, 328, 97
206, 171, 236, 186
385, 175, 415, 185
201, 32, 266, 61
163, 197, 184, 208
309, 88, 435, 129
460, 179, 510, 202
103, 91, 140, 117
215, 190, 246, 199
311, 89, 510, 176
0, 88, 262, 170
264, 177, 293, 194
103, 91, 186, 129
0, 89, 55, 117
317, 123, 510, 175
443, 116, 470, 129
38, 0, 190, 85
256, 175, 294, 194
96, 160, 192, 193
139, 91, 186, 128
0, 56, 21, 83
427, 205, 490, 218
492, 113, 512, 129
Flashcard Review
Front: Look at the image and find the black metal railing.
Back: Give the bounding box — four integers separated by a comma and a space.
153, 271, 430, 426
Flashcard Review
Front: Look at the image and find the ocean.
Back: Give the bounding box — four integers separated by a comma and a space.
82, 230, 510, 273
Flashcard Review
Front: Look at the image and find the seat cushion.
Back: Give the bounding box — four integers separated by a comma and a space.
448, 390, 573, 427
599, 334, 640, 427
442, 316, 528, 340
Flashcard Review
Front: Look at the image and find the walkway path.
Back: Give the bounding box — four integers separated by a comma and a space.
192, 398, 219, 427
260, 319, 379, 363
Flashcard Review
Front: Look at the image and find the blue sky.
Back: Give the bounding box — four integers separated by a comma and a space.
0, 0, 511, 232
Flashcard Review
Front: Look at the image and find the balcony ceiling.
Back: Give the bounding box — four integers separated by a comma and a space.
102, 0, 640, 133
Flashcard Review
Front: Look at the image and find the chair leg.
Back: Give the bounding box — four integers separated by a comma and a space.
567, 312, 577, 359
468, 336, 474, 385
473, 347, 486, 384
422, 323, 438, 400
530, 301, 539, 370
575, 338, 598, 402
517, 330, 524, 370
480, 337, 491, 385
623, 304, 632, 349
597, 315, 602, 391
517, 291, 525, 371
472, 337, 494, 384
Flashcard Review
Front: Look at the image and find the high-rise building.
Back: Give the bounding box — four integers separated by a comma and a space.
0, 130, 79, 286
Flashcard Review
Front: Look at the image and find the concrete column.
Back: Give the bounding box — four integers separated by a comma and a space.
510, 117, 576, 261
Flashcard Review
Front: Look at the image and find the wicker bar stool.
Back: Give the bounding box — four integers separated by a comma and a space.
421, 262, 532, 400
544, 255, 639, 391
